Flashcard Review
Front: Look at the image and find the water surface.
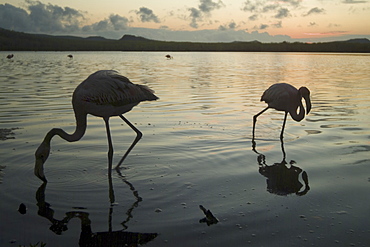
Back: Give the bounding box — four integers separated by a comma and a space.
0, 52, 369, 246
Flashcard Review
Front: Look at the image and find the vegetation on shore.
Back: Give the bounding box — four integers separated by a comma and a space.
1, 28, 370, 53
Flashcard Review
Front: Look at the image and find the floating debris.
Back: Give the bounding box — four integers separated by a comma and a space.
199, 205, 219, 226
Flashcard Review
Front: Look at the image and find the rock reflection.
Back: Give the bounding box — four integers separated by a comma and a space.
36, 178, 157, 246
253, 139, 310, 196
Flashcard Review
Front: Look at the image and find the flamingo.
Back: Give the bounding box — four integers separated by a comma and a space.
252, 83, 311, 140
34, 70, 158, 182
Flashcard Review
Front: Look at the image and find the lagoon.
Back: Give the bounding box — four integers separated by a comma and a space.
0, 52, 369, 246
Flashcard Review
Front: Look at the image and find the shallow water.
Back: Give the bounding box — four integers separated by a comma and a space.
0, 52, 369, 246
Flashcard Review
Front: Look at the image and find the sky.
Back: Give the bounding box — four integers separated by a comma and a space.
0, 0, 369, 42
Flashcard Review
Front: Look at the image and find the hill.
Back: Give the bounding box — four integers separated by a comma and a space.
343, 38, 370, 44
1, 28, 370, 53
120, 34, 153, 42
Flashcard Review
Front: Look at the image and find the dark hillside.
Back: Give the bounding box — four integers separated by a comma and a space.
1, 28, 369, 52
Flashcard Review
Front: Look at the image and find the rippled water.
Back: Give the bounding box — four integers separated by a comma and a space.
0, 52, 369, 246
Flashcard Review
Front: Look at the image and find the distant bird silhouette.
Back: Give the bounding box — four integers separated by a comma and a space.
35, 70, 158, 182
67, 54, 73, 58
165, 54, 173, 59
252, 83, 311, 140
6, 54, 14, 59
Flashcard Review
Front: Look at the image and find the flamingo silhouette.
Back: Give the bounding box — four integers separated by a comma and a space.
252, 83, 311, 141
34, 70, 158, 182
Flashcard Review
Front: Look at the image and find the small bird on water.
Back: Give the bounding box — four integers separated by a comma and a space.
252, 83, 311, 140
34, 70, 158, 182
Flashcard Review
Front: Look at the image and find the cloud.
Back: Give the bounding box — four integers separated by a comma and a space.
0, 3, 33, 31
262, 4, 279, 13
275, 8, 290, 19
218, 20, 237, 31
109, 14, 129, 30
248, 14, 258, 21
135, 7, 160, 23
241, 0, 263, 12
228, 21, 237, 29
303, 7, 325, 16
0, 1, 84, 33
188, 7, 202, 28
328, 23, 341, 28
27, 0, 84, 32
272, 21, 282, 28
303, 30, 349, 36
199, 0, 225, 13
281, 0, 302, 7
126, 27, 292, 42
342, 0, 367, 3
0, 1, 131, 36
187, 0, 225, 28
82, 14, 129, 32
242, 0, 302, 13
254, 24, 269, 30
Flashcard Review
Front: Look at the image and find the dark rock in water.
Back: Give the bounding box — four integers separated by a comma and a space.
18, 203, 27, 214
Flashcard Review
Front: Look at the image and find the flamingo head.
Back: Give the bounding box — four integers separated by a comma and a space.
34, 141, 50, 182
299, 87, 311, 114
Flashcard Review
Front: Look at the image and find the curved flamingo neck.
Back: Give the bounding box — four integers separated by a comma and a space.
44, 111, 87, 144
289, 101, 305, 122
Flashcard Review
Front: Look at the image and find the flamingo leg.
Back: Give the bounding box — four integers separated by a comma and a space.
280, 135, 286, 161
116, 115, 143, 169
104, 117, 115, 204
280, 112, 288, 140
252, 107, 269, 143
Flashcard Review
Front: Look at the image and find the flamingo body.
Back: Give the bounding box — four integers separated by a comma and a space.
74, 70, 157, 118
35, 70, 158, 182
253, 83, 311, 140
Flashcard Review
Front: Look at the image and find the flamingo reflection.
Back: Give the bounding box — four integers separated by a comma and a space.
253, 139, 310, 196
36, 176, 157, 246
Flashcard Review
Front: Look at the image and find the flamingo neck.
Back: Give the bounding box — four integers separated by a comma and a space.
289, 101, 305, 122
44, 111, 87, 144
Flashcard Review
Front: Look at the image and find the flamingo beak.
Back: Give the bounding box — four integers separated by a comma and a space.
35, 158, 47, 183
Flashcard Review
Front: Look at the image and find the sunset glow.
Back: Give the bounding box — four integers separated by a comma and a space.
1, 0, 369, 42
